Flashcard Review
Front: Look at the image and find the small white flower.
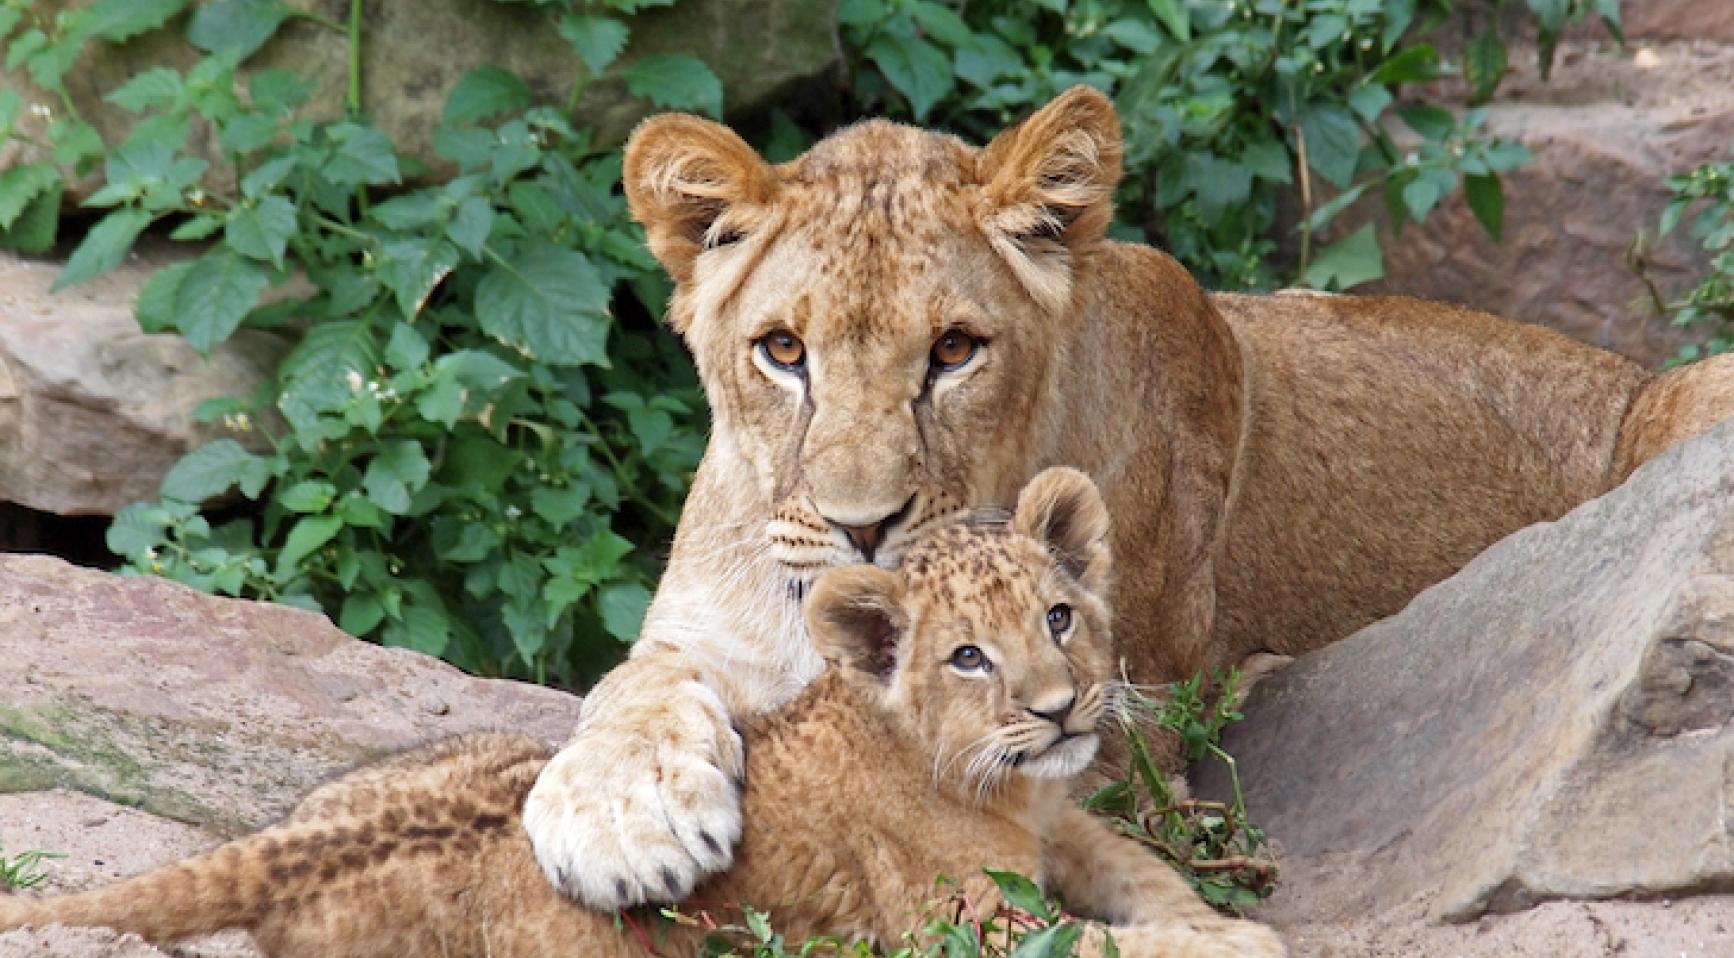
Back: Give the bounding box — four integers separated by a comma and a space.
29, 103, 50, 119
504, 505, 522, 520
1359, 38, 1373, 51
346, 370, 365, 392
1405, 151, 1419, 166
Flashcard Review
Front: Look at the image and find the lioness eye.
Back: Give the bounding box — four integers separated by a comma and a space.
949, 645, 990, 672
930, 330, 980, 371
1046, 603, 1072, 640
758, 330, 806, 370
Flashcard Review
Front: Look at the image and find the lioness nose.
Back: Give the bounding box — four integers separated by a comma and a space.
821, 497, 914, 563
1029, 692, 1076, 725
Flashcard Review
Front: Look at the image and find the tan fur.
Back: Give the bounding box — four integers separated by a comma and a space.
0, 470, 1282, 958
524, 87, 1734, 909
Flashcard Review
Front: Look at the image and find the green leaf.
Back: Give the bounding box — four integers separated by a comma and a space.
866, 35, 953, 121
87, 0, 191, 41
1298, 182, 1372, 234
251, 69, 314, 112
625, 54, 723, 119
106, 68, 185, 113
275, 515, 342, 576
278, 481, 337, 513
378, 239, 459, 318
530, 484, 591, 526
0, 163, 59, 230
1008, 922, 1082, 958
1242, 140, 1291, 184
108, 502, 174, 559
225, 195, 296, 268
389, 603, 451, 657
836, 0, 885, 28
174, 251, 269, 354
558, 14, 630, 75
363, 441, 433, 515
323, 123, 401, 187
1147, 0, 1191, 41
1102, 18, 1162, 55
135, 260, 193, 332
187, 0, 293, 61
446, 196, 494, 258
442, 66, 532, 126
598, 581, 651, 642
1464, 173, 1504, 242
162, 439, 274, 501
1401, 176, 1443, 222
1301, 223, 1385, 291
475, 243, 611, 365
339, 593, 386, 636
1298, 101, 1363, 190
986, 870, 1053, 921
0, 181, 61, 254
1464, 28, 1507, 106
908, 1, 976, 48
1397, 104, 1455, 142
1364, 43, 1438, 87
54, 209, 153, 291
385, 322, 431, 370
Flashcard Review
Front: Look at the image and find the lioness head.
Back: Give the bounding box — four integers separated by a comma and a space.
623, 88, 1123, 575
804, 467, 1116, 788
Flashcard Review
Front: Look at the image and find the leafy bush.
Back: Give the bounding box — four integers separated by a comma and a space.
1, 0, 724, 688
1633, 154, 1734, 366
838, 0, 1557, 290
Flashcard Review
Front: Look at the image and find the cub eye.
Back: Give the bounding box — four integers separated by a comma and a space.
1046, 603, 1073, 640
758, 330, 806, 371
704, 225, 745, 250
930, 330, 980, 372
949, 645, 991, 672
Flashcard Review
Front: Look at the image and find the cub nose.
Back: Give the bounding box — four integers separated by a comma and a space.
820, 497, 915, 563
1028, 691, 1076, 725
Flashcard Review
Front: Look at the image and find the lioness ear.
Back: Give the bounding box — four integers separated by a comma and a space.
623, 113, 775, 286
976, 86, 1123, 312
1012, 466, 1112, 594
805, 566, 908, 682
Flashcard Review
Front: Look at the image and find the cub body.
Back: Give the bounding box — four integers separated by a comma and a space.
0, 470, 1283, 958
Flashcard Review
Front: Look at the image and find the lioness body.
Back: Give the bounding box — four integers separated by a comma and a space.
0, 471, 1283, 958
524, 88, 1734, 908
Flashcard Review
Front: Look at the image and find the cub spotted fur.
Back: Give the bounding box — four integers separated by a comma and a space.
525, 85, 1734, 909
0, 469, 1283, 958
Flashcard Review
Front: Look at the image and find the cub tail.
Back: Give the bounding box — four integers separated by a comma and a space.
0, 829, 294, 944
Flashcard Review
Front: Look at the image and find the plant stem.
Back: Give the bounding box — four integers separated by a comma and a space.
346, 0, 364, 118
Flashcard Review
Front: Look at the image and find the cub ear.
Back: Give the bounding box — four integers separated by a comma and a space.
623, 113, 775, 286
976, 86, 1123, 307
805, 566, 908, 682
1012, 466, 1112, 594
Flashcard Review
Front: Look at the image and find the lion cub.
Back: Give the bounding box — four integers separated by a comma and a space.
0, 468, 1283, 958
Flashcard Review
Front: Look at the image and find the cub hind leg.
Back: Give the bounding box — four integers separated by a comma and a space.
1613, 352, 1734, 480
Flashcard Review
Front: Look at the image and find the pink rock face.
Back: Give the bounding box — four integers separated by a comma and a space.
0, 553, 583, 833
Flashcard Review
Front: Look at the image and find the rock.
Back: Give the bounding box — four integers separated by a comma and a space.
1366, 39, 1734, 367
1197, 419, 1734, 925
0, 245, 283, 517
3, 0, 837, 199
1609, 1, 1734, 45
0, 553, 584, 833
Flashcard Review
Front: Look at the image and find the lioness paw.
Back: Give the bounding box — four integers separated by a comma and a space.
522, 679, 744, 910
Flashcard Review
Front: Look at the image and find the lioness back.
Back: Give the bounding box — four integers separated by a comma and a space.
1207, 288, 1648, 656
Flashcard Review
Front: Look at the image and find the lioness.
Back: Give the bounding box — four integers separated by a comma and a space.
0, 470, 1283, 958
524, 86, 1734, 909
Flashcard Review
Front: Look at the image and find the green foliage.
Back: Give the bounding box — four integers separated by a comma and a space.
1633, 153, 1734, 366
0, 843, 63, 891
838, 0, 1559, 291
679, 873, 1094, 957
1086, 670, 1276, 914
3, 1, 715, 688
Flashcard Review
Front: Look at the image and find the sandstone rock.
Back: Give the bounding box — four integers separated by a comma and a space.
0, 553, 584, 833
1198, 419, 1734, 924
1366, 39, 1734, 367
0, 245, 283, 517
4, 0, 837, 199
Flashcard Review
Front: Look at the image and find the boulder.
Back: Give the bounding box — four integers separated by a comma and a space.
0, 245, 282, 517
0, 553, 584, 833
4, 0, 837, 199
1366, 39, 1734, 367
1198, 419, 1734, 927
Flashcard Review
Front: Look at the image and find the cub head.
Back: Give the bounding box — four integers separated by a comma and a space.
804, 467, 1116, 790
623, 88, 1124, 579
